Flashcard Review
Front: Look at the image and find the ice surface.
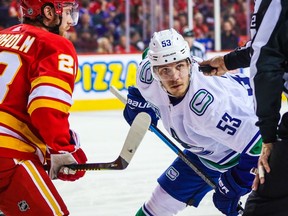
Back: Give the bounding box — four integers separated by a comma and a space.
54, 65, 288, 215
54, 110, 252, 216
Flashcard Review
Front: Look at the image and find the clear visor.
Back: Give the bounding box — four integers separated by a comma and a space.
63, 2, 79, 26
153, 60, 190, 81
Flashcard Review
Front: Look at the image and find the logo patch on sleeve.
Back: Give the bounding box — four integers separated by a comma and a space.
139, 60, 154, 84
190, 89, 214, 116
165, 166, 179, 181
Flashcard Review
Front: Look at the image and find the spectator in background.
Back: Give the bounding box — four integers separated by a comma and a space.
196, 0, 214, 34
183, 28, 207, 59
221, 19, 239, 50
2, 0, 253, 54
88, 0, 111, 15
75, 12, 95, 36
173, 19, 182, 34
113, 13, 126, 45
96, 36, 113, 54
172, 0, 187, 14
0, 1, 10, 30
130, 0, 142, 27
74, 12, 98, 53
93, 11, 110, 37
178, 12, 188, 32
130, 29, 145, 51
114, 34, 138, 53
193, 12, 209, 39
234, 0, 249, 35
74, 29, 98, 53
7, 0, 21, 26
78, 0, 90, 17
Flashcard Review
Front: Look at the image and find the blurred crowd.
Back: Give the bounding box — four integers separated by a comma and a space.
0, 0, 253, 54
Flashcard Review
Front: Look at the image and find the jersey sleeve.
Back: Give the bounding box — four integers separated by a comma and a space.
224, 41, 251, 70
136, 58, 155, 94
28, 39, 78, 153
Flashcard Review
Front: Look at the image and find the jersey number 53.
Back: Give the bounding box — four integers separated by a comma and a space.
216, 112, 241, 135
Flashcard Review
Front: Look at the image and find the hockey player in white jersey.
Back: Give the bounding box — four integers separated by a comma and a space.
183, 28, 207, 60
123, 28, 262, 216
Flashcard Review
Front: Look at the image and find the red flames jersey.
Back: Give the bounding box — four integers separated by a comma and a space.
0, 24, 78, 163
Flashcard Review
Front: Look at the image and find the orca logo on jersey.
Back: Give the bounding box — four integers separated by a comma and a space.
165, 166, 179, 181
127, 98, 151, 109
139, 60, 154, 84
190, 89, 214, 116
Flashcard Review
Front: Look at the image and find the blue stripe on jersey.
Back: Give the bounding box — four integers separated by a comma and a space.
143, 204, 154, 216
218, 150, 238, 164
218, 131, 261, 165
242, 131, 262, 154
231, 75, 253, 96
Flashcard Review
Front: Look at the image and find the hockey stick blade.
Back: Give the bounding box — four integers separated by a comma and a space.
44, 112, 151, 171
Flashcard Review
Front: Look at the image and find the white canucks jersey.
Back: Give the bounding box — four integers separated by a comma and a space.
190, 40, 207, 60
137, 58, 261, 171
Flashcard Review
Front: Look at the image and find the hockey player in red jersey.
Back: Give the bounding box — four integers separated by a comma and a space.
0, 0, 87, 215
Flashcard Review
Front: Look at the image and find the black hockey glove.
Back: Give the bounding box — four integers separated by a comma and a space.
213, 169, 251, 216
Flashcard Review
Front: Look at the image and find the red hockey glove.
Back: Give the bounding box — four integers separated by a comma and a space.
48, 130, 88, 181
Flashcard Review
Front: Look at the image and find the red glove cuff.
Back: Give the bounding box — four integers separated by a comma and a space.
57, 148, 88, 181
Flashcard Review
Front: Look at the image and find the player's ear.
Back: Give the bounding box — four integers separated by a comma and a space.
42, 4, 55, 22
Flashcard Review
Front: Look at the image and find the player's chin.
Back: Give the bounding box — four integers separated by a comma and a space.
60, 27, 70, 37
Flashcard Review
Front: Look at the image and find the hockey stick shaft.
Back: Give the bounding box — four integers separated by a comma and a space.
44, 112, 151, 171
149, 125, 216, 188
43, 158, 127, 171
110, 86, 244, 214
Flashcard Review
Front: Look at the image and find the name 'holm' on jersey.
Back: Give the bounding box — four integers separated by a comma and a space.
0, 32, 35, 53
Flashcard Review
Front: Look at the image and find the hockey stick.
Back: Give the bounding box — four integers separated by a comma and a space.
110, 86, 244, 214
44, 112, 151, 171
110, 86, 215, 186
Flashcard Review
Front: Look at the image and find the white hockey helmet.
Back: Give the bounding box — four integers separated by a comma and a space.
148, 28, 191, 80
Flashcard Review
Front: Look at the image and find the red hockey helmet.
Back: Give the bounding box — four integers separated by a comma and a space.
20, 0, 78, 21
